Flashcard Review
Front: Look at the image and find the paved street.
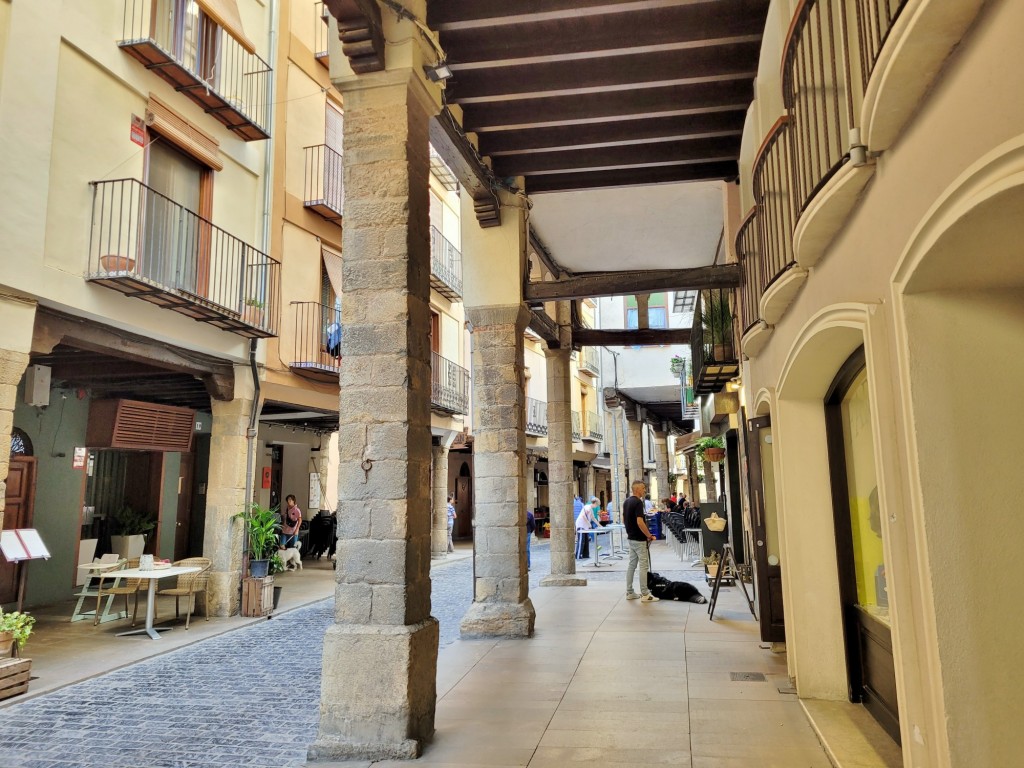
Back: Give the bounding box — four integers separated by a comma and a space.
0, 541, 700, 768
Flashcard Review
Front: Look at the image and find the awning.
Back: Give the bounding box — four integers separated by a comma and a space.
197, 0, 256, 54
322, 247, 344, 299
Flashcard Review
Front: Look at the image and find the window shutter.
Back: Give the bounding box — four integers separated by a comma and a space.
146, 96, 223, 171
195, 0, 256, 54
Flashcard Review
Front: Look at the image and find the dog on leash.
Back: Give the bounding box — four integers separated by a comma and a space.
647, 571, 707, 603
279, 542, 303, 571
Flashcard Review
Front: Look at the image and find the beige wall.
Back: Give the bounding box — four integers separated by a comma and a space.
735, 1, 1024, 765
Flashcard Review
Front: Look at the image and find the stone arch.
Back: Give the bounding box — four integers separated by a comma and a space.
889, 136, 1024, 767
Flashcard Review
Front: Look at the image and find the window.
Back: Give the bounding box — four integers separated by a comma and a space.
625, 293, 668, 329
9, 428, 32, 457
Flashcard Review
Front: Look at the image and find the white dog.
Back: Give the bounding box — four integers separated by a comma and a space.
279, 543, 302, 571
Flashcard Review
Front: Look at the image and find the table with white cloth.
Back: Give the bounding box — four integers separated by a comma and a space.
111, 565, 201, 640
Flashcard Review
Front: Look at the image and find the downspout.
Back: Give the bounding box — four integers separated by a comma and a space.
243, 338, 261, 557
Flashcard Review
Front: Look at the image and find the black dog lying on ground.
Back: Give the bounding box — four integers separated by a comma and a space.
647, 572, 708, 604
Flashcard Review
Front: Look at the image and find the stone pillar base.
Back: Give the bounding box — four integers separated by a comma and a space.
430, 526, 449, 560
460, 599, 536, 638
207, 570, 241, 617
308, 619, 439, 762
540, 574, 588, 587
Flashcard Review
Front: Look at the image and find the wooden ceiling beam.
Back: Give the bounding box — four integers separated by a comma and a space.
525, 160, 737, 193
577, 328, 691, 346
525, 264, 741, 302
446, 42, 761, 104
429, 0, 696, 29
480, 112, 746, 156
527, 307, 561, 347
428, 112, 501, 228
435, 3, 770, 65
493, 135, 741, 176
462, 80, 753, 132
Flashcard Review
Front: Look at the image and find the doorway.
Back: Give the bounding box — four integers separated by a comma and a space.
825, 348, 900, 744
1, 457, 37, 605
454, 461, 472, 540
745, 413, 785, 642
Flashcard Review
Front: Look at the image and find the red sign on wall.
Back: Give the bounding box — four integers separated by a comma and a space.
262, 467, 271, 489
130, 114, 145, 147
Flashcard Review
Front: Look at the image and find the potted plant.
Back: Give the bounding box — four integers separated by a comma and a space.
701, 551, 721, 579
269, 552, 285, 611
701, 291, 734, 361
99, 254, 136, 272
242, 297, 265, 327
234, 503, 279, 578
695, 436, 726, 464
669, 354, 685, 378
108, 504, 155, 559
0, 609, 34, 659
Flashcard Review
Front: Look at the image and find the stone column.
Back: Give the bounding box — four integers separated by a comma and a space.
541, 337, 585, 588
308, 67, 438, 762
459, 304, 536, 637
526, 454, 538, 513
654, 430, 670, 503
431, 440, 450, 559
686, 451, 700, 503
0, 296, 35, 523
204, 387, 253, 616
626, 417, 644, 485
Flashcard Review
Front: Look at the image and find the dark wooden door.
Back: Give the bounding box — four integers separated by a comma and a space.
174, 453, 194, 559
745, 414, 785, 642
1, 457, 37, 605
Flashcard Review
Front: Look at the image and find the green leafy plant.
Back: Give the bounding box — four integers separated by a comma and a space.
694, 436, 725, 465
268, 551, 285, 576
669, 354, 685, 378
233, 503, 280, 562
701, 291, 734, 359
700, 551, 721, 567
244, 297, 265, 309
0, 608, 35, 652
108, 504, 156, 536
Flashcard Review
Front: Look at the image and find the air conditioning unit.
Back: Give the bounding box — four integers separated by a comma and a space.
24, 365, 51, 407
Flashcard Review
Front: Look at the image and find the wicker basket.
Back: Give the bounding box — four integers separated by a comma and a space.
704, 512, 727, 532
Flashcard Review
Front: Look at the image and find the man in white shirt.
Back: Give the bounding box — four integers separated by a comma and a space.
574, 502, 598, 559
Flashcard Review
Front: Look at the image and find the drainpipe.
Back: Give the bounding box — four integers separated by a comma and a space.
261, 0, 278, 254
243, 339, 261, 560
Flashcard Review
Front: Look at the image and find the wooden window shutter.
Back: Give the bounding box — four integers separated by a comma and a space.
146, 96, 223, 171
195, 0, 256, 54
86, 399, 195, 453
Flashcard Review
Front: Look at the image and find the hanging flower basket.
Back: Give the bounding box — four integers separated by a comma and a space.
704, 447, 726, 462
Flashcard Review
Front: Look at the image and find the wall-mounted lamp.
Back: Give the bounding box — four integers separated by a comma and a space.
726, 379, 742, 392
424, 62, 453, 82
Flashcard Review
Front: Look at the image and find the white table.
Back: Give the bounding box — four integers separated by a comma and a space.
580, 527, 616, 568
113, 566, 201, 640
72, 561, 126, 624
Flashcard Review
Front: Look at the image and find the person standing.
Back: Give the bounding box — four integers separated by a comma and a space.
525, 509, 535, 570
624, 481, 659, 602
446, 494, 457, 553
281, 494, 303, 549
575, 500, 598, 559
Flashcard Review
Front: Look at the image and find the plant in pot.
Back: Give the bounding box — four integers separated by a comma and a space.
669, 354, 685, 378
234, 503, 279, 579
108, 504, 155, 559
242, 297, 265, 327
700, 551, 721, 579
694, 436, 726, 464
701, 291, 734, 362
0, 609, 34, 659
269, 552, 285, 610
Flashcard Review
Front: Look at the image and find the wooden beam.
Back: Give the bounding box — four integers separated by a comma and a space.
429, 0, 695, 29
527, 307, 560, 347
429, 112, 501, 228
529, 228, 562, 279
525, 265, 741, 302
324, 0, 385, 74
575, 328, 691, 346
524, 160, 737, 193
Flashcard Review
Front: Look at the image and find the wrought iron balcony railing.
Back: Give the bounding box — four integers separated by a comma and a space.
579, 346, 599, 376
304, 144, 344, 221
290, 301, 341, 382
752, 118, 796, 297
119, 0, 271, 141
431, 352, 470, 415
571, 411, 582, 442
585, 411, 603, 441
313, 1, 330, 64
691, 288, 739, 395
736, 209, 762, 335
526, 397, 548, 437
430, 226, 463, 301
87, 178, 279, 338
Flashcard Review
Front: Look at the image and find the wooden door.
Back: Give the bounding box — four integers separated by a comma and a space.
1, 457, 37, 605
745, 414, 785, 642
174, 453, 194, 559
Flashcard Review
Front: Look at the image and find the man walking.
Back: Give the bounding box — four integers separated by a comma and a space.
624, 480, 659, 602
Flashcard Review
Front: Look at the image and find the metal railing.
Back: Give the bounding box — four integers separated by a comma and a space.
120, 0, 271, 138
579, 346, 600, 374
751, 118, 796, 295
430, 226, 463, 299
526, 397, 548, 436
313, 1, 330, 61
854, 0, 910, 87
585, 410, 603, 441
431, 352, 470, 415
88, 178, 279, 335
291, 301, 341, 374
571, 411, 582, 442
736, 209, 762, 335
691, 288, 739, 395
304, 144, 344, 219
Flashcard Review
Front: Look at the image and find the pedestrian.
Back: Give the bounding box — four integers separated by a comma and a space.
281, 494, 302, 548
525, 509, 535, 570
575, 499, 598, 559
446, 494, 457, 553
625, 480, 659, 602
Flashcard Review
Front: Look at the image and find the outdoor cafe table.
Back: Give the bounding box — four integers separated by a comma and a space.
111, 565, 201, 640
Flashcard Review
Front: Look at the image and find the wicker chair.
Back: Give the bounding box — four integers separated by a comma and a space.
93, 557, 142, 627
156, 557, 211, 629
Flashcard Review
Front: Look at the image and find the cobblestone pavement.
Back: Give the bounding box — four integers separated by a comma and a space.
0, 541, 700, 768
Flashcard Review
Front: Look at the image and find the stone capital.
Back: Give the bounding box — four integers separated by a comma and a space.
466, 304, 532, 333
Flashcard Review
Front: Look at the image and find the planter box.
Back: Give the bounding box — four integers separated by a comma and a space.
110, 535, 146, 560
0, 631, 14, 659
0, 657, 31, 701
242, 576, 275, 617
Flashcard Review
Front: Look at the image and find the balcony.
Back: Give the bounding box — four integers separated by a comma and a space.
119, 0, 271, 141
736, 209, 772, 358
579, 346, 599, 376
88, 178, 279, 338
691, 288, 739, 396
431, 352, 470, 415
313, 1, 330, 65
571, 411, 583, 442
584, 410, 603, 442
430, 227, 463, 301
304, 144, 344, 222
289, 302, 340, 383
526, 397, 548, 437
